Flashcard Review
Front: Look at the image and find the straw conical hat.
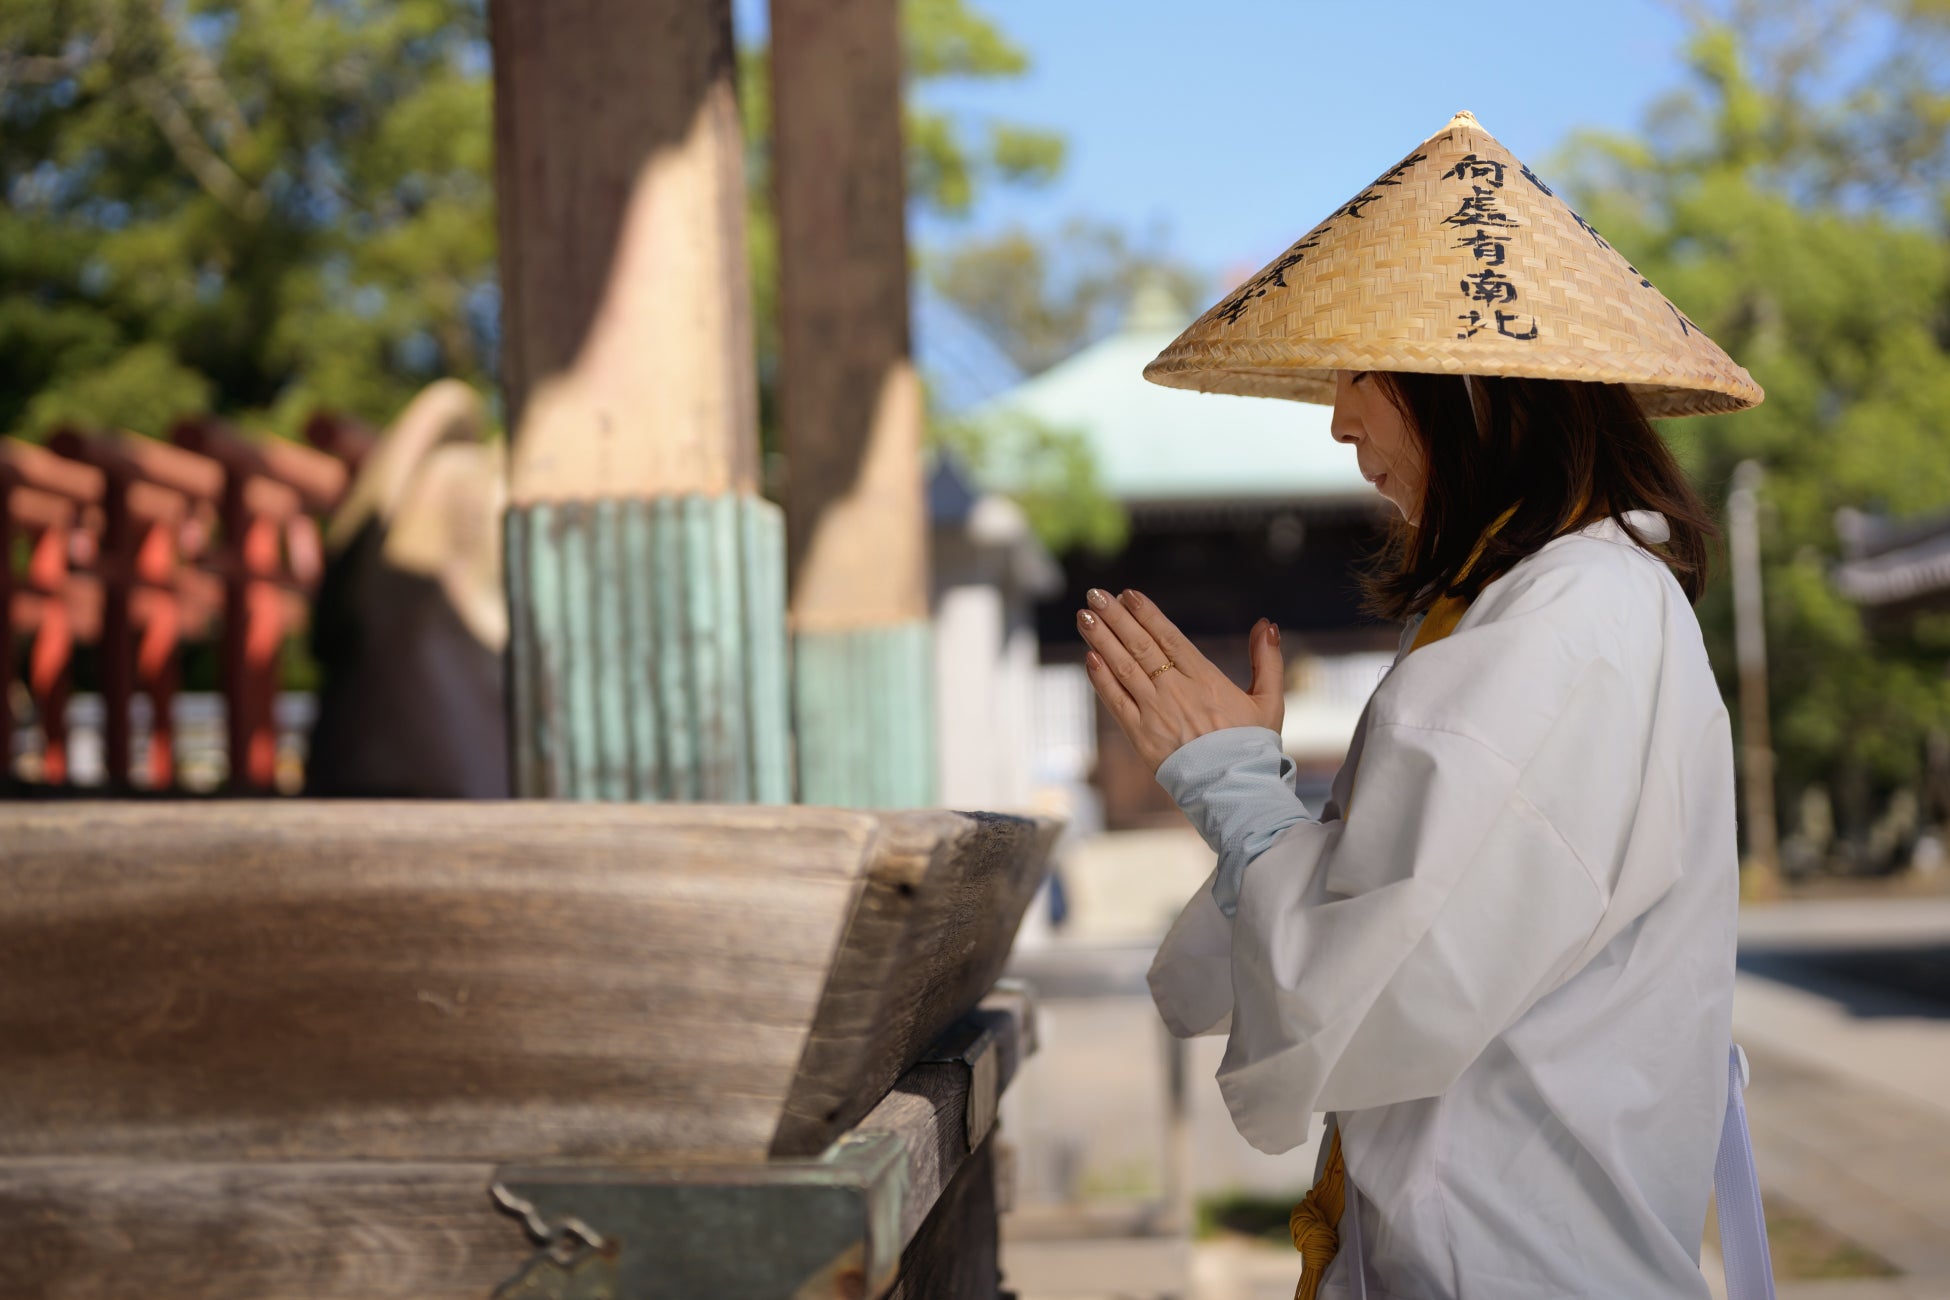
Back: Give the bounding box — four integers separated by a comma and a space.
1145, 111, 1762, 418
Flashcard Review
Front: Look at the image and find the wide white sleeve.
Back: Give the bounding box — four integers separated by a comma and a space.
1146, 684, 1378, 1038
1146, 862, 1238, 1038
1215, 711, 1615, 1154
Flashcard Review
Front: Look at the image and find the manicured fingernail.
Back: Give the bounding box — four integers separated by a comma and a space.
1086, 588, 1109, 610
1086, 651, 1102, 669
1270, 622, 1281, 645
1078, 609, 1097, 628
1120, 588, 1141, 607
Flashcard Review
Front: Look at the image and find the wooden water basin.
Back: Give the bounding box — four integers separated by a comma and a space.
0, 801, 1057, 1164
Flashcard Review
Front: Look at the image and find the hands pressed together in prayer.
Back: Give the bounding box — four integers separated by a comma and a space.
1076, 587, 1286, 773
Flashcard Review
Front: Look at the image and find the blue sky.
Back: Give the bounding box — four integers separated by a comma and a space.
739, 1, 1699, 288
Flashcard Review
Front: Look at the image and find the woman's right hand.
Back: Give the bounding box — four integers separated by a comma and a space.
1075, 587, 1285, 772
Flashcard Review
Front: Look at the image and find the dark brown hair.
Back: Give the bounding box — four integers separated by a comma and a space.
1357, 370, 1718, 620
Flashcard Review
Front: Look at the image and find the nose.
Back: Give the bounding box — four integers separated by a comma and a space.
1328, 408, 1360, 444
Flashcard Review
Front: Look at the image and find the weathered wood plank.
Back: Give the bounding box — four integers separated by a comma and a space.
0, 1162, 522, 1300
0, 803, 1052, 1165
0, 990, 1033, 1299
0, 801, 874, 1161
771, 812, 1056, 1156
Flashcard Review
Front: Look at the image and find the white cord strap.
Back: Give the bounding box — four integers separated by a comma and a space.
1715, 1042, 1777, 1300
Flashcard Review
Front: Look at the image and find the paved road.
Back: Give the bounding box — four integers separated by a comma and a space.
1728, 896, 1950, 1295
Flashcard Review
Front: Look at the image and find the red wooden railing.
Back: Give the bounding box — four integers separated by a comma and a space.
2, 418, 367, 794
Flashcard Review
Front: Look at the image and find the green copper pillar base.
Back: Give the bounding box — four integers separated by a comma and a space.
505, 493, 791, 802
793, 620, 936, 809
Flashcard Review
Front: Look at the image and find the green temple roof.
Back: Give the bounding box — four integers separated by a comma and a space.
967, 282, 1371, 505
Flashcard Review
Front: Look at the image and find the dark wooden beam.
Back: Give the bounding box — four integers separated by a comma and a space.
771, 0, 927, 624
491, 0, 759, 503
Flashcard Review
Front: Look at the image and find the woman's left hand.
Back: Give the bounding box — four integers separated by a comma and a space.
1077, 587, 1286, 773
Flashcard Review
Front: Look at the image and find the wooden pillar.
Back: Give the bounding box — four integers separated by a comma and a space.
491, 0, 790, 802
771, 0, 936, 808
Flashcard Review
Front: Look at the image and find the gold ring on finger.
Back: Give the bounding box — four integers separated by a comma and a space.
1148, 658, 1176, 680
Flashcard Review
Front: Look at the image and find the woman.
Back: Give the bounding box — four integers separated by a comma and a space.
1078, 112, 1765, 1298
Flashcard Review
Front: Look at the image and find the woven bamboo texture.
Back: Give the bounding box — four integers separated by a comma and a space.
1145, 110, 1763, 419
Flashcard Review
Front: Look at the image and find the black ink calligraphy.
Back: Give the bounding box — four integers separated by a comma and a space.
1493, 310, 1538, 340
1443, 154, 1506, 188
1453, 308, 1540, 341
1438, 151, 1538, 342
1460, 268, 1519, 304
1212, 236, 1324, 325
1331, 189, 1385, 220
1442, 185, 1521, 229
1565, 208, 1613, 251
1373, 153, 1427, 186
1455, 230, 1510, 265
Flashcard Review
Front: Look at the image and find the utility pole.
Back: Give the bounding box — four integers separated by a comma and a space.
1728, 460, 1782, 900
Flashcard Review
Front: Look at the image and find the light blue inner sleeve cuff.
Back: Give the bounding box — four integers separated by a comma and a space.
1154, 725, 1314, 917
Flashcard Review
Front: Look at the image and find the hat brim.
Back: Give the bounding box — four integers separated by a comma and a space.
1143, 345, 1761, 419
1143, 111, 1764, 421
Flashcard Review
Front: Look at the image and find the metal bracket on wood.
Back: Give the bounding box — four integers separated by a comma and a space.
489, 1130, 907, 1300
488, 1184, 617, 1299
480, 997, 1031, 1300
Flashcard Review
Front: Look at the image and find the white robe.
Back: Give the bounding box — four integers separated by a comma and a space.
1147, 510, 1739, 1298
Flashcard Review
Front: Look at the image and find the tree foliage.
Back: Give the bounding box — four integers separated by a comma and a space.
3, 0, 1080, 442
4, 0, 1129, 565
0, 0, 497, 441
1558, 0, 1950, 858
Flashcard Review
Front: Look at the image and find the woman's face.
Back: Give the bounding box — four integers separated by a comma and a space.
1331, 370, 1428, 525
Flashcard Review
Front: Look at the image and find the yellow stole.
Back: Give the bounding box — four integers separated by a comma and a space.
1287, 499, 1522, 1300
